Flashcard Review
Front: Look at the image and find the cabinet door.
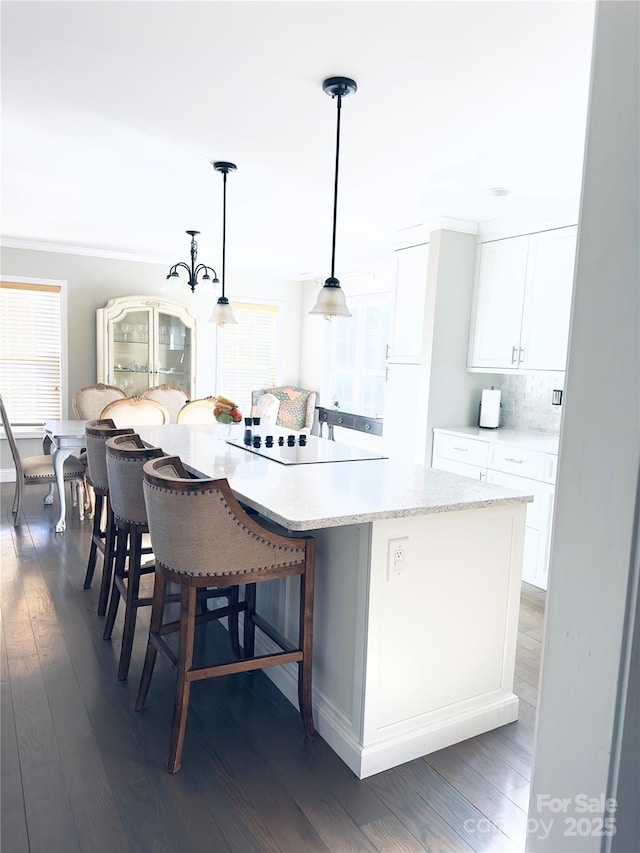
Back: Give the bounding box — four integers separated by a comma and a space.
468, 236, 529, 370
155, 308, 194, 395
432, 455, 487, 481
519, 226, 577, 371
487, 469, 555, 590
389, 243, 429, 363
110, 306, 153, 396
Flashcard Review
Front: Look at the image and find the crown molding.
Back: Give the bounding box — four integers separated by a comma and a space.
0, 236, 172, 265
394, 217, 478, 249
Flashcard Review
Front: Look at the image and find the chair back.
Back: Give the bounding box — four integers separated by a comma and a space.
105, 434, 164, 525
251, 386, 318, 432
72, 383, 127, 419
0, 395, 23, 479
85, 419, 135, 492
142, 385, 189, 424
100, 396, 169, 427
142, 456, 307, 578
176, 397, 217, 424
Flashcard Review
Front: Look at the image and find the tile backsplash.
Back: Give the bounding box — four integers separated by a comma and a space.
493, 372, 564, 434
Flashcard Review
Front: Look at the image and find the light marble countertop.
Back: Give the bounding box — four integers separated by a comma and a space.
433, 426, 560, 455
137, 424, 532, 531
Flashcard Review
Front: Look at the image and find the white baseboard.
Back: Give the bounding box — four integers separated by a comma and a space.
1, 468, 16, 483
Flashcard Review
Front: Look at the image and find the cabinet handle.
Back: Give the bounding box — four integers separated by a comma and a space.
479, 471, 485, 480
453, 446, 468, 452
385, 344, 391, 360
505, 457, 524, 464
519, 347, 525, 362
511, 345, 518, 365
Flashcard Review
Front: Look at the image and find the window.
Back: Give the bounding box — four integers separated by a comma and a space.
216, 302, 279, 416
325, 292, 390, 417
0, 280, 63, 424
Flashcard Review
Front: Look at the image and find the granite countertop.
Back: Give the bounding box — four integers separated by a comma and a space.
137, 424, 532, 532
433, 426, 560, 455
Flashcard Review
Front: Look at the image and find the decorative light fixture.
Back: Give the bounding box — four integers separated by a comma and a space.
209, 161, 238, 326
166, 230, 219, 293
309, 76, 357, 320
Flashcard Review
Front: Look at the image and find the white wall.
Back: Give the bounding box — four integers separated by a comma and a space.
528, 1, 639, 849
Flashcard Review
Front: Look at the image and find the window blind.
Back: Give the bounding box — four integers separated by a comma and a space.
0, 282, 62, 423
216, 302, 279, 416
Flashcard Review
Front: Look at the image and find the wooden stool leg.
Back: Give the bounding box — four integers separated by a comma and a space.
298, 564, 315, 737
135, 571, 166, 712
103, 521, 127, 641
228, 586, 240, 657
167, 585, 196, 774
243, 582, 256, 658
117, 526, 142, 681
97, 501, 116, 617
83, 493, 104, 589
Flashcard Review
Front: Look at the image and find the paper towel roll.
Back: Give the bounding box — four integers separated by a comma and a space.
479, 388, 501, 428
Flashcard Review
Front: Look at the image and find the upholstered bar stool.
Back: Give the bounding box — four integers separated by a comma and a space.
83, 419, 135, 615
136, 455, 316, 774
103, 434, 163, 680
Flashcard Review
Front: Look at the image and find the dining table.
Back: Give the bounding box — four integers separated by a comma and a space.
43, 419, 88, 532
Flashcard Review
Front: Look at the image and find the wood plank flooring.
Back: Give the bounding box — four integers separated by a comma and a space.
0, 484, 545, 853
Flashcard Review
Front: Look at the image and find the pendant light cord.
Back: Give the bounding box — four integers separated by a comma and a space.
221, 170, 227, 299
330, 92, 343, 280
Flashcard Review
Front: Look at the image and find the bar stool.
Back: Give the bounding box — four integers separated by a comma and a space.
136, 455, 316, 774
83, 419, 135, 615
103, 434, 163, 680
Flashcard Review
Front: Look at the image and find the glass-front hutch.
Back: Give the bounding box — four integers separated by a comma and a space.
97, 296, 197, 397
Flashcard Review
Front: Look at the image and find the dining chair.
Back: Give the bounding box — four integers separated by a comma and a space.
136, 455, 316, 773
142, 385, 189, 424
0, 394, 85, 528
83, 419, 135, 616
72, 383, 127, 419
103, 434, 163, 680
175, 396, 217, 424
250, 386, 318, 433
100, 396, 169, 427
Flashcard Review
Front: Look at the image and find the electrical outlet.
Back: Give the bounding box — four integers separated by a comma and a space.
387, 537, 408, 579
552, 389, 563, 406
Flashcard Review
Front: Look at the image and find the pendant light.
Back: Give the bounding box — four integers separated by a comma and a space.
309, 76, 357, 320
166, 230, 219, 293
209, 161, 238, 326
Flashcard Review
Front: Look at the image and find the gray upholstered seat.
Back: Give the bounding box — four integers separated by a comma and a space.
136, 454, 316, 773
83, 419, 135, 616
0, 394, 85, 528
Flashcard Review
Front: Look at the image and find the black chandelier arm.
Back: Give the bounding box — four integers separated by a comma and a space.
166, 261, 192, 279
194, 263, 219, 280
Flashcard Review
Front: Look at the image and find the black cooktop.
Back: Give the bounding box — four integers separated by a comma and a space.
226, 434, 387, 465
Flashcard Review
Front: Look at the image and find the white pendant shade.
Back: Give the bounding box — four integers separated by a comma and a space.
309, 280, 352, 319
209, 297, 238, 326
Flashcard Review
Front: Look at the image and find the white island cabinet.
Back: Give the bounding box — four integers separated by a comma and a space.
137, 424, 531, 779
97, 295, 198, 398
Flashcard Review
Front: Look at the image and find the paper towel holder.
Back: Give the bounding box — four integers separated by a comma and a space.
478, 386, 502, 429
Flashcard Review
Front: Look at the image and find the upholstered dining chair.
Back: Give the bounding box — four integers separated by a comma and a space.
0, 394, 85, 528
142, 385, 189, 424
136, 455, 316, 773
72, 383, 127, 419
250, 386, 318, 433
100, 396, 169, 427
103, 434, 163, 680
175, 396, 217, 424
83, 419, 135, 616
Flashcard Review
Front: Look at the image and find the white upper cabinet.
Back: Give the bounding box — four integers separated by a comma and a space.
468, 226, 577, 372
97, 295, 198, 398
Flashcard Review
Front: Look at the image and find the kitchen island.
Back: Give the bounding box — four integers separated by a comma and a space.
138, 423, 532, 778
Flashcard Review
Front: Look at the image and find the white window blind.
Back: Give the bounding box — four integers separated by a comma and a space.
0, 282, 62, 423
216, 302, 279, 416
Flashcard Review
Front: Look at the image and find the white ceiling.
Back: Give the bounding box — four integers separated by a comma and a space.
1, 0, 596, 279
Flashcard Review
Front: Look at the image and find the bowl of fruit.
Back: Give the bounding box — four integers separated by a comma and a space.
213, 395, 243, 425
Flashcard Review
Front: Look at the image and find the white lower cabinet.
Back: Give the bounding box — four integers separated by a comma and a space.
432, 428, 557, 590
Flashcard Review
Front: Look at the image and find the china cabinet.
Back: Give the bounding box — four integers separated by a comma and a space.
97, 296, 197, 398
467, 226, 577, 372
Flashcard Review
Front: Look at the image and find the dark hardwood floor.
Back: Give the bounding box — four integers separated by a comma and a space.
1, 484, 545, 853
